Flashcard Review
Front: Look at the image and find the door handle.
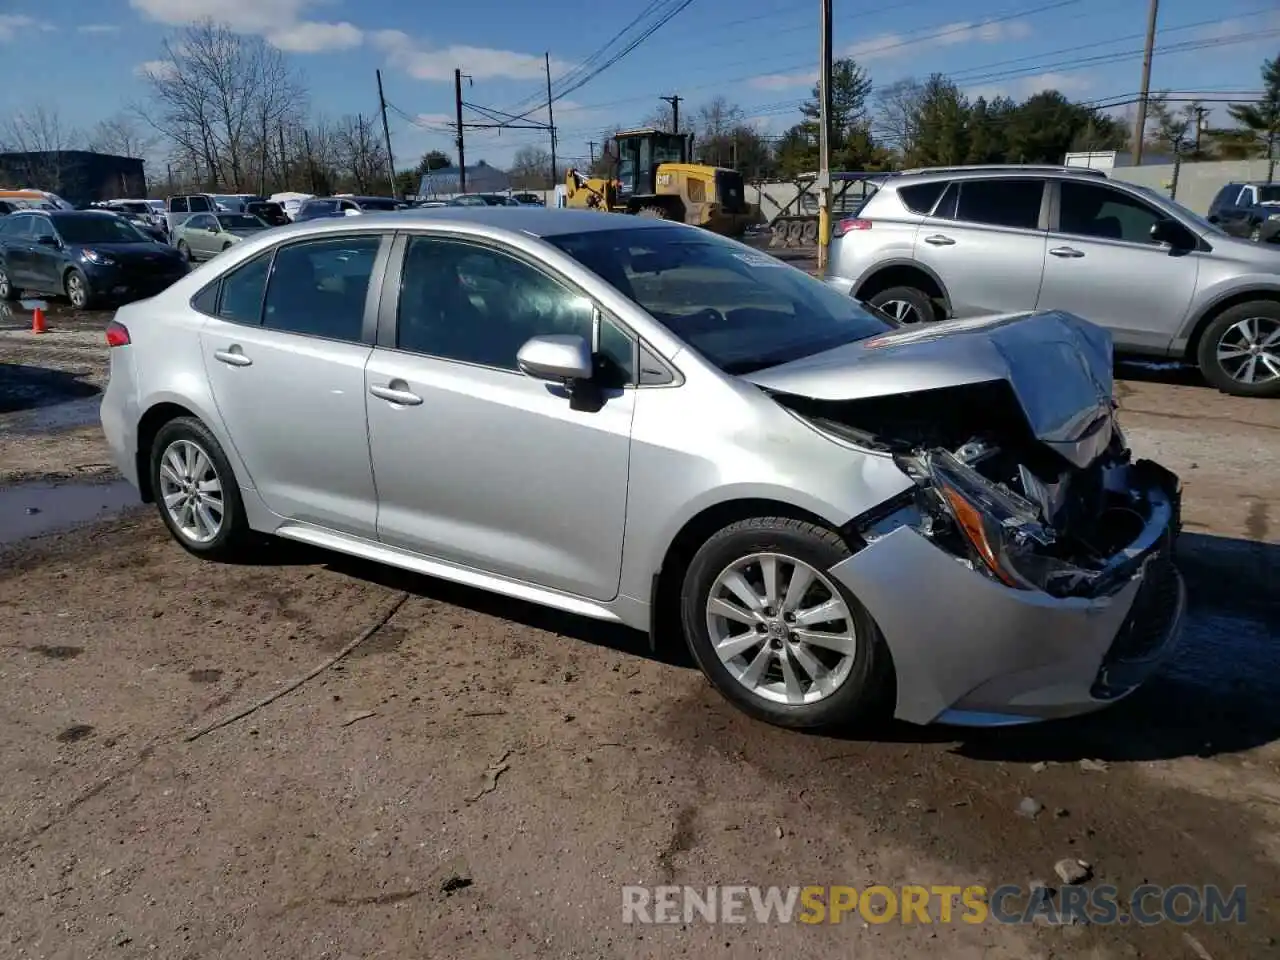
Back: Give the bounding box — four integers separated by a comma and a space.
1049, 246, 1085, 258
213, 347, 252, 367
370, 383, 423, 406
923, 234, 955, 246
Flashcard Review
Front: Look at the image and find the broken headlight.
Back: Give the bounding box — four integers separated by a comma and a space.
895, 448, 1058, 591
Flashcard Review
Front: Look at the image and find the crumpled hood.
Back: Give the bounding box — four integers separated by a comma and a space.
742, 310, 1116, 468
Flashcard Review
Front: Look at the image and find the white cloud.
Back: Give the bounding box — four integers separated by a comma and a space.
963, 71, 1093, 101
129, 0, 361, 52
0, 14, 54, 41
748, 69, 816, 91
373, 29, 570, 82
847, 19, 1033, 62
78, 23, 122, 34
134, 58, 179, 80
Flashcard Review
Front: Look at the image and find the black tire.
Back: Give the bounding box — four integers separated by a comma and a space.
866, 284, 938, 325
150, 416, 252, 561
64, 267, 92, 310
679, 517, 891, 730
1249, 223, 1262, 243
0, 261, 19, 301
177, 240, 192, 262
1196, 301, 1280, 398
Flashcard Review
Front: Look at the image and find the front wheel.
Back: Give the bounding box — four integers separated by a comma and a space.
177, 240, 192, 262
680, 517, 890, 730
64, 268, 92, 310
1196, 301, 1280, 398
150, 417, 251, 560
1249, 224, 1262, 242
0, 262, 19, 301
866, 285, 937, 325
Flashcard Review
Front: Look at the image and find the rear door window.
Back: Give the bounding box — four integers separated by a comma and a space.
261, 235, 381, 342
954, 179, 1044, 230
189, 196, 214, 213
169, 197, 189, 213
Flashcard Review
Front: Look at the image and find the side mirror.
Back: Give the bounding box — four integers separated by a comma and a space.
1150, 218, 1192, 248
517, 334, 593, 384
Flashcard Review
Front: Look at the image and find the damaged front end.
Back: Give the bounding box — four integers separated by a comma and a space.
743, 312, 1187, 723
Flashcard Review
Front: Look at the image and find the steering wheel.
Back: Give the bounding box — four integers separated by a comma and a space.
685, 307, 728, 331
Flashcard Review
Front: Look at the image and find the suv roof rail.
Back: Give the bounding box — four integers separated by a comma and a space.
893, 164, 1108, 178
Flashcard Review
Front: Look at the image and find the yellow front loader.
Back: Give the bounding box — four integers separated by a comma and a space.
563, 128, 760, 238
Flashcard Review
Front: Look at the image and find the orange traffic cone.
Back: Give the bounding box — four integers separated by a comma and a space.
31, 306, 46, 334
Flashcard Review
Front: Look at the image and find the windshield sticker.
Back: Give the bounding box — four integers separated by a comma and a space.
731, 252, 786, 268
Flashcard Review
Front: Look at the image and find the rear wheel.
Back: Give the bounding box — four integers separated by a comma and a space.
1196, 301, 1280, 398
636, 205, 670, 220
680, 517, 890, 730
866, 285, 937, 325
177, 240, 192, 262
150, 417, 251, 560
1249, 224, 1262, 242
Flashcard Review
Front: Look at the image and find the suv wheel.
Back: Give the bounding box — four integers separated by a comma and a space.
680, 517, 890, 730
1196, 301, 1280, 398
866, 285, 937, 325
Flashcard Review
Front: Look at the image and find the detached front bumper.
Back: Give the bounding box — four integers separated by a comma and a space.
828, 466, 1185, 726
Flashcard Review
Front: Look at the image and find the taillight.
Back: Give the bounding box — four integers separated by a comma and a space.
105, 321, 130, 347
832, 218, 872, 239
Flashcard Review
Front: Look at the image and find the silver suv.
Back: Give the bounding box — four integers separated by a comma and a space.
824, 165, 1280, 398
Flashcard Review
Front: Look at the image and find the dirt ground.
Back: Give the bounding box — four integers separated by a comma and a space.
1, 302, 1278, 959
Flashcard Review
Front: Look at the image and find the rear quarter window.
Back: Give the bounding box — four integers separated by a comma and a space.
898, 182, 948, 216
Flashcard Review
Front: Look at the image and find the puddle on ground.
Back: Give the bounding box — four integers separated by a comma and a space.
0, 395, 103, 435
0, 479, 140, 547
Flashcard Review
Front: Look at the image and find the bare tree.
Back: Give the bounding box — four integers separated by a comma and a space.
88, 113, 157, 159
642, 103, 675, 133
509, 145, 553, 189
0, 104, 83, 190
875, 79, 924, 158
138, 19, 306, 192
696, 96, 744, 140
333, 114, 388, 193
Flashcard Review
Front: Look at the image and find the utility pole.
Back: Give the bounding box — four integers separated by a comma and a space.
376, 69, 398, 199
661, 95, 682, 135
588, 141, 596, 164
545, 52, 558, 188
454, 68, 467, 193
303, 129, 318, 193
1131, 0, 1159, 166
1193, 105, 1207, 154
817, 0, 833, 271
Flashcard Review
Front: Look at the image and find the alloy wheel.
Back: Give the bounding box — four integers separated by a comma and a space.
705, 552, 857, 705
878, 299, 924, 324
157, 438, 225, 544
0, 269, 9, 299
1216, 316, 1280, 387
66, 273, 86, 309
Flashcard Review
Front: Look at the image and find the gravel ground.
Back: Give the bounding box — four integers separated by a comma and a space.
1, 301, 1278, 959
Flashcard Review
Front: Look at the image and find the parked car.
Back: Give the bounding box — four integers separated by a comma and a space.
0, 209, 187, 309
823, 165, 1280, 398
0, 200, 17, 215
101, 200, 168, 242
1207, 181, 1280, 243
512, 192, 545, 206
98, 208, 1184, 731
171, 212, 271, 262
245, 200, 289, 227
165, 194, 220, 234
449, 193, 521, 207
294, 196, 403, 220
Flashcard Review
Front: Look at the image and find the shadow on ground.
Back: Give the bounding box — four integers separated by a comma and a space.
0, 364, 101, 414
305, 527, 1278, 764
1114, 356, 1211, 389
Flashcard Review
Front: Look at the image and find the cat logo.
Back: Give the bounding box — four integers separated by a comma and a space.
657, 173, 673, 187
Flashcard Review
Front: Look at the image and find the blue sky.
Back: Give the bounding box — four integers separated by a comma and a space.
0, 0, 1276, 172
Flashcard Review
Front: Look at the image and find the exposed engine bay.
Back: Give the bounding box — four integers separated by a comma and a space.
769, 381, 1182, 601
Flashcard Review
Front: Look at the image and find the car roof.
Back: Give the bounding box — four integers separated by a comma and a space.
266, 207, 682, 238
886, 165, 1109, 185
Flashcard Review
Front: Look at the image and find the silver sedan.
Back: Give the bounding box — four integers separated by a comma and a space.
99, 208, 1185, 730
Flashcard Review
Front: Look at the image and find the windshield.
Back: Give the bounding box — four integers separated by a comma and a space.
545, 227, 888, 373
217, 213, 266, 230
55, 214, 149, 244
